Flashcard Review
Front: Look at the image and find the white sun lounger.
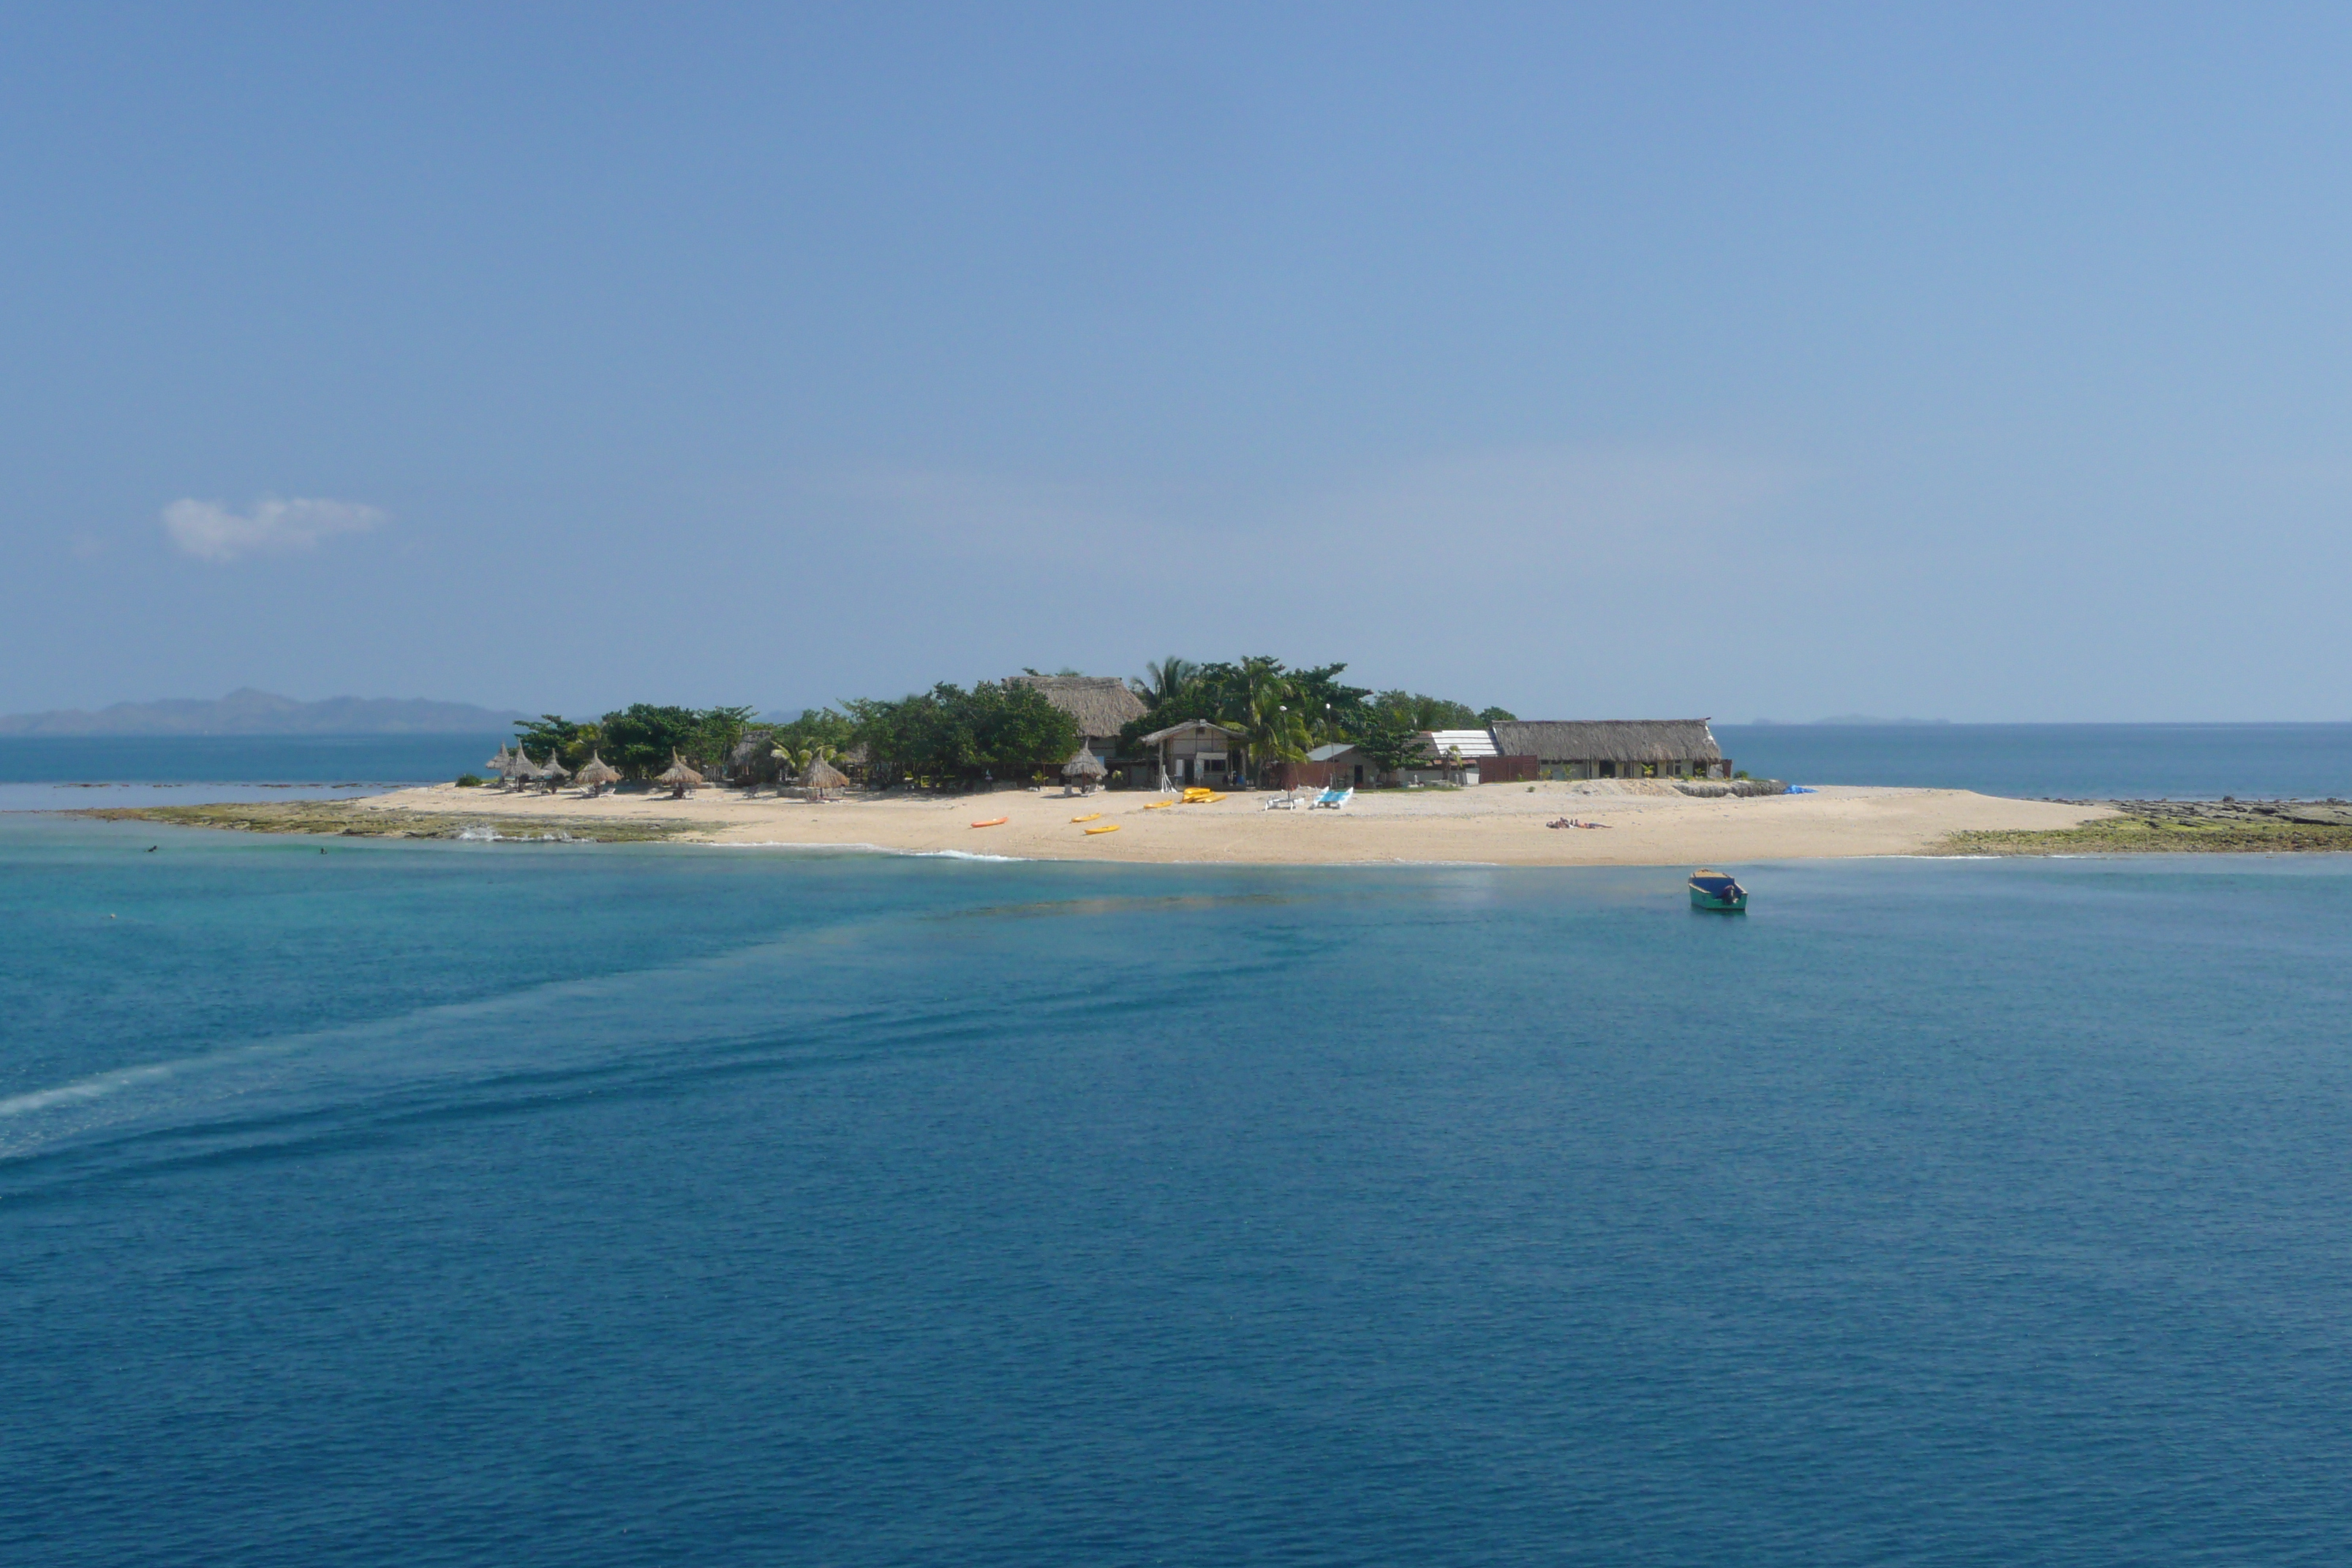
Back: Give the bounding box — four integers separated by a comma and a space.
1310, 786, 1352, 810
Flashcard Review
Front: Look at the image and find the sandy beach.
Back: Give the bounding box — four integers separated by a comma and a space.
350, 780, 2117, 864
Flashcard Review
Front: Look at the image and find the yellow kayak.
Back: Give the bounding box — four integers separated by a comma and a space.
1084, 823, 1120, 835
1144, 800, 1175, 810
1071, 813, 1102, 823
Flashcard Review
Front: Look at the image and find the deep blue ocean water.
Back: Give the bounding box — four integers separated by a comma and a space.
7, 724, 2350, 807
0, 733, 506, 784
0, 734, 507, 812
6, 813, 2351, 1564
1715, 723, 2352, 800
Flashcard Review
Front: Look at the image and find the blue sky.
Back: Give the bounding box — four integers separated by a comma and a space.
5, 4, 2349, 721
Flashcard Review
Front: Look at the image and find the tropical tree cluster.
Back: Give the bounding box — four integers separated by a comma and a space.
843, 681, 1079, 786
511, 704, 758, 780
1115, 656, 1515, 784
508, 658, 1519, 794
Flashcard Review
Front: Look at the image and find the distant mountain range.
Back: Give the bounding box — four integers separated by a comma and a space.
0, 688, 528, 736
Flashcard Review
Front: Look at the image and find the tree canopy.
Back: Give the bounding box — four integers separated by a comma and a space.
847, 681, 1079, 785
513, 662, 1511, 791
518, 704, 755, 780
1115, 656, 1504, 781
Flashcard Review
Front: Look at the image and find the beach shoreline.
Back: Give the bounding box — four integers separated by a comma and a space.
76, 780, 2146, 864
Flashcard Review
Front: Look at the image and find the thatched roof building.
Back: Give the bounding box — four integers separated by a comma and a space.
1008, 675, 1147, 745
802, 756, 850, 798
1487, 720, 1729, 781
657, 752, 706, 795
728, 728, 780, 785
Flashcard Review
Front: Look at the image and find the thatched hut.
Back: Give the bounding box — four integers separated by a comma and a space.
1009, 674, 1147, 780
802, 755, 850, 801
537, 753, 572, 793
1008, 675, 1147, 746
1060, 742, 1107, 794
726, 728, 780, 787
576, 750, 621, 797
657, 752, 706, 799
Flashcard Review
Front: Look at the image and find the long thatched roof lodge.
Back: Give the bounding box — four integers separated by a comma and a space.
1488, 720, 1727, 781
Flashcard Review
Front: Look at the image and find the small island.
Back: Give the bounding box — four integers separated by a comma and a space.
75, 662, 2351, 863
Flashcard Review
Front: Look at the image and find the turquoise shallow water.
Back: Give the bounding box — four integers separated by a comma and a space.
5, 815, 2352, 1564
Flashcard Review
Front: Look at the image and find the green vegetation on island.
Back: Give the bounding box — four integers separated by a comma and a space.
499, 657, 1514, 791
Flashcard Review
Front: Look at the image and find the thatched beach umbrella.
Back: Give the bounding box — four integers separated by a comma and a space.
538, 753, 572, 792
1060, 742, 1107, 792
657, 751, 706, 799
802, 755, 850, 801
575, 750, 620, 796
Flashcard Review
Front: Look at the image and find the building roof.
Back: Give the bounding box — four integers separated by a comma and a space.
1137, 718, 1240, 745
1305, 742, 1359, 762
1488, 720, 1722, 763
1007, 674, 1149, 739
1423, 728, 1499, 759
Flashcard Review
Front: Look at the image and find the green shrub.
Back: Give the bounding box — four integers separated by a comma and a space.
454, 774, 484, 788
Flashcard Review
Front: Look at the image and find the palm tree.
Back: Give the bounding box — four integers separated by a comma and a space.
1132, 657, 1197, 712
1225, 657, 1310, 787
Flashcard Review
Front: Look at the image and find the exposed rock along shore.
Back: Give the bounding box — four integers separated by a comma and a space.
1942, 798, 2352, 854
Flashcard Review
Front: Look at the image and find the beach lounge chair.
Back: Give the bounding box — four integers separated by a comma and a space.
1310, 786, 1352, 810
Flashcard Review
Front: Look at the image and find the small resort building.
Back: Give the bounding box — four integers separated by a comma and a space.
1403, 728, 1501, 787
1138, 719, 1243, 789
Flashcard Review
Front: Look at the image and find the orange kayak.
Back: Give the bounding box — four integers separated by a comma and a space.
970, 817, 1008, 828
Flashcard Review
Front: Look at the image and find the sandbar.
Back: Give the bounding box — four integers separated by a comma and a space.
340, 780, 2118, 865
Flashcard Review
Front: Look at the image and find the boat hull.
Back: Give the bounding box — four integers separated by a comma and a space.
1689, 886, 1747, 911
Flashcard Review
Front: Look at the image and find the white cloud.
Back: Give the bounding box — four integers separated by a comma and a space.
161, 496, 386, 562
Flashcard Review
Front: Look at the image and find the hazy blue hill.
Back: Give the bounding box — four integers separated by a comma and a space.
0, 687, 527, 736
